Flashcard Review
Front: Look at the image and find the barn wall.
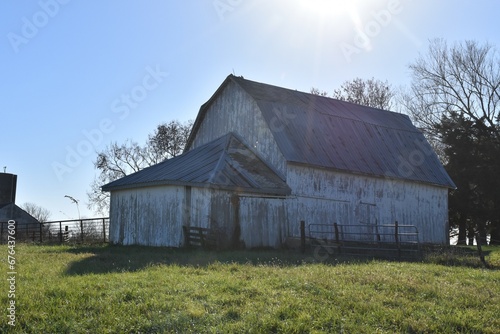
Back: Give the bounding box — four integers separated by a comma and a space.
109, 186, 185, 247
287, 164, 449, 244
109, 185, 290, 249
190, 80, 287, 176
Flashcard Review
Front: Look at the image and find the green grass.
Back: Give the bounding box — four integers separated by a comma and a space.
1, 244, 499, 333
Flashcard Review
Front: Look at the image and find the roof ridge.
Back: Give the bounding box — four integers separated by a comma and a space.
231, 75, 414, 131
310, 108, 418, 133
229, 132, 287, 181
224, 136, 264, 189
207, 133, 233, 184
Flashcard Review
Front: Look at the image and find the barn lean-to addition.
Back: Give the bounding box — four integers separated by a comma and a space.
102, 75, 455, 248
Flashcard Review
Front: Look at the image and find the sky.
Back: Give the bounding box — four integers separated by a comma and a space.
1, 0, 499, 221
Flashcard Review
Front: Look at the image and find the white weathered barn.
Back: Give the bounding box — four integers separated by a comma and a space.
103, 75, 455, 248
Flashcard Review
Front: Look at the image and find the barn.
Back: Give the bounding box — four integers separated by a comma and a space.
102, 75, 455, 248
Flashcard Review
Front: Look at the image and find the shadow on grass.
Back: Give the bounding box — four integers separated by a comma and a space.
63, 244, 319, 275
62, 244, 499, 276
421, 245, 497, 269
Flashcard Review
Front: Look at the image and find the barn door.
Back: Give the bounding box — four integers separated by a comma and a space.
356, 202, 379, 242
209, 192, 240, 249
356, 202, 378, 225
239, 197, 286, 248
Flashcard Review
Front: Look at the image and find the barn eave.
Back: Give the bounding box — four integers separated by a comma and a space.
286, 160, 456, 190
103, 179, 290, 196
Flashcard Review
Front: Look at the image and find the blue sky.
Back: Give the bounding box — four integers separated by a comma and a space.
1, 0, 499, 220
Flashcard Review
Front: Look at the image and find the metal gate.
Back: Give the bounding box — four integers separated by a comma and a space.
308, 222, 420, 259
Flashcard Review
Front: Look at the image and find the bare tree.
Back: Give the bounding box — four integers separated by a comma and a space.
310, 87, 329, 97
87, 140, 145, 215
402, 39, 499, 134
146, 120, 193, 164
312, 77, 394, 110
401, 39, 500, 244
334, 77, 394, 110
87, 120, 193, 215
21, 202, 51, 222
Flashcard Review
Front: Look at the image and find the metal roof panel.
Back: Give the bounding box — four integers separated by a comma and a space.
230, 75, 455, 188
102, 133, 291, 194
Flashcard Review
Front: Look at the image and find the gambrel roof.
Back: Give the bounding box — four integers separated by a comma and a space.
102, 132, 291, 195
187, 75, 455, 188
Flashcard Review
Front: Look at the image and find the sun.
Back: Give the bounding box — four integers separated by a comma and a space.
296, 0, 358, 19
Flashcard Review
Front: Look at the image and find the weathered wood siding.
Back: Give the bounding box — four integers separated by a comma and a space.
208, 190, 239, 248
109, 186, 185, 247
109, 165, 448, 247
109, 184, 290, 248
205, 193, 288, 248
287, 164, 448, 244
239, 196, 287, 248
190, 80, 287, 176
187, 187, 211, 229
109, 186, 214, 247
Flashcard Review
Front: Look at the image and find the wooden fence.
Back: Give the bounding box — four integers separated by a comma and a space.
182, 226, 217, 249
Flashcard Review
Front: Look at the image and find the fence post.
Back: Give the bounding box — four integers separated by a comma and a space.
475, 231, 489, 268
334, 223, 341, 254
80, 219, 84, 243
102, 218, 106, 243
395, 221, 400, 258
300, 220, 305, 253
199, 228, 204, 246
65, 226, 69, 242
59, 222, 63, 243
375, 219, 381, 243
182, 226, 189, 247
39, 223, 43, 243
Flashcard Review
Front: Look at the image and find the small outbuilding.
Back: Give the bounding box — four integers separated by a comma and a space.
103, 75, 455, 248
0, 173, 40, 241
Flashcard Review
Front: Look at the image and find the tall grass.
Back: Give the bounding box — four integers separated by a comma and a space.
1, 244, 499, 333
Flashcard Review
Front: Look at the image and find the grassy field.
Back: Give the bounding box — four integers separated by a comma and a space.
1, 244, 499, 333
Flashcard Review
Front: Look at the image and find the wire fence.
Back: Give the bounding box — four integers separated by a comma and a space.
0, 218, 109, 244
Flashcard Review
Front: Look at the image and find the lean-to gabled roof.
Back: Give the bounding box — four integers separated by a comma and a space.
102, 133, 291, 195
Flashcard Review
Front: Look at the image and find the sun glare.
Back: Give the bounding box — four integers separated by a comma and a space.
297, 0, 358, 19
